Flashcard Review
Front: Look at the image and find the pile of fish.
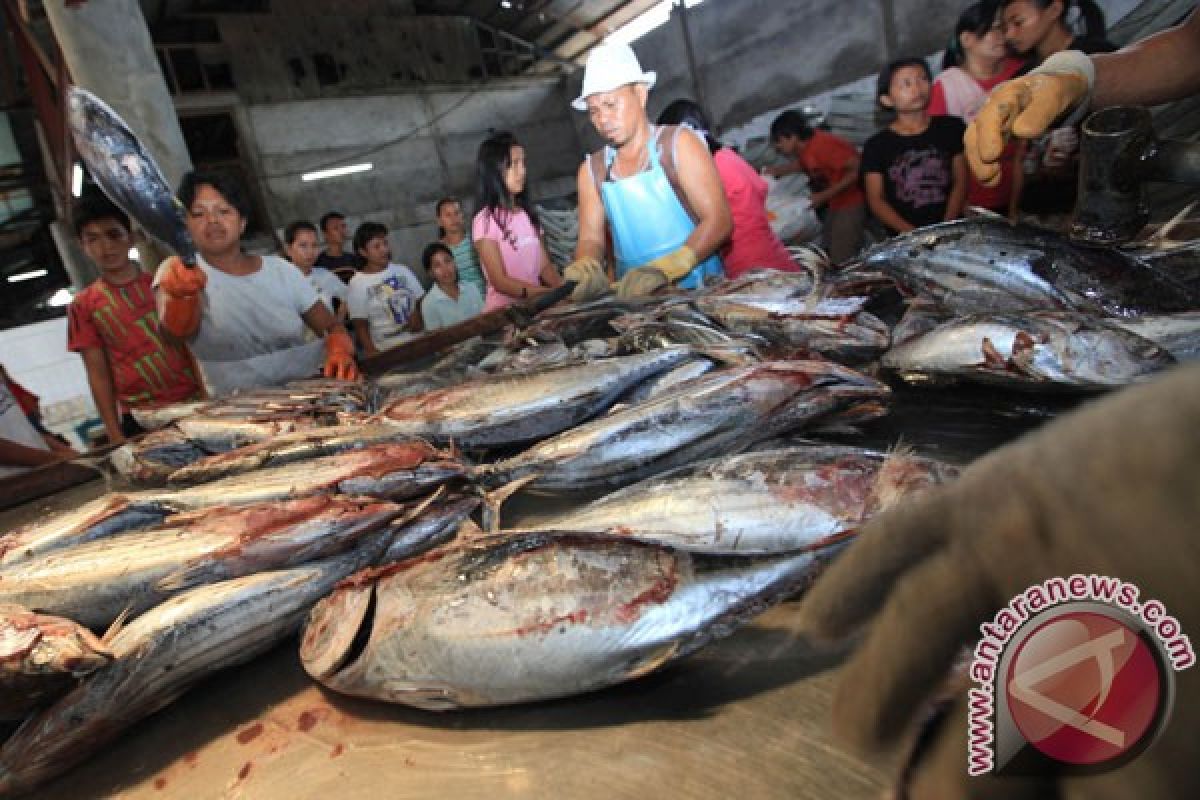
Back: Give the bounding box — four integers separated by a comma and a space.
1, 212, 1197, 794
868, 219, 1200, 389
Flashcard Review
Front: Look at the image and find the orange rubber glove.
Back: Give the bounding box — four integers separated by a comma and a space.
323, 329, 360, 381
158, 257, 207, 338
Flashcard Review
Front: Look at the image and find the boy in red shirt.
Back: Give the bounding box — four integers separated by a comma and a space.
67, 196, 202, 444
766, 110, 866, 264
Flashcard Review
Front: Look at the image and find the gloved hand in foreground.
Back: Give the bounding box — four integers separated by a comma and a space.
562, 256, 611, 303
615, 245, 698, 299
965, 50, 1092, 187
157, 256, 207, 337
323, 329, 360, 381
798, 364, 1200, 799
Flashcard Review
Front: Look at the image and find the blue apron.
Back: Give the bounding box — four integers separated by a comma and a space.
599, 128, 723, 289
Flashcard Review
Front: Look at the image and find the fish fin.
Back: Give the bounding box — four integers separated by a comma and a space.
101, 606, 132, 645
624, 642, 682, 680
156, 559, 222, 594
1136, 199, 1197, 249
980, 337, 1008, 371
480, 473, 541, 533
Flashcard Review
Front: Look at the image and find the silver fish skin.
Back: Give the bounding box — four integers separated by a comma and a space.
0, 539, 386, 798
696, 295, 891, 361
172, 415, 326, 452
140, 441, 464, 510
882, 311, 1175, 390
110, 427, 210, 486
864, 218, 1200, 316
0, 604, 111, 720
379, 493, 481, 564
481, 361, 890, 492
0, 496, 168, 568
1111, 312, 1200, 363
619, 357, 716, 406
519, 446, 958, 553
129, 400, 209, 431
0, 496, 408, 630
166, 424, 423, 485
301, 533, 826, 711
375, 348, 693, 448
65, 87, 196, 261
2, 443, 461, 567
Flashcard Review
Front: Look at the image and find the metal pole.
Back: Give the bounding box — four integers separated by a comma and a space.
676, 0, 706, 112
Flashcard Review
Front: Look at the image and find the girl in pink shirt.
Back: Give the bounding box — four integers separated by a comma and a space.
472, 131, 564, 311
658, 100, 797, 281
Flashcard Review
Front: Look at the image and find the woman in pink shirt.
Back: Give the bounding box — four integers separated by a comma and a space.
472, 131, 564, 311
658, 100, 797, 281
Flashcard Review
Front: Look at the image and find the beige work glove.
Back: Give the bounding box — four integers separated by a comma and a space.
562, 256, 611, 303
615, 245, 698, 299
798, 364, 1200, 800
966, 51, 1093, 187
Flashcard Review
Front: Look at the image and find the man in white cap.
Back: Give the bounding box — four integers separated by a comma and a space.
563, 42, 731, 300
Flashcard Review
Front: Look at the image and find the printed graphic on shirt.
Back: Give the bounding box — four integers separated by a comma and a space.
370, 275, 418, 325
888, 148, 951, 209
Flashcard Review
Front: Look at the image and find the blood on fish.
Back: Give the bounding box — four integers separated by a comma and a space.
509, 609, 589, 637
615, 567, 678, 624
183, 752, 198, 766
235, 722, 263, 744
297, 709, 323, 732
330, 744, 345, 758
153, 777, 167, 790
238, 762, 252, 781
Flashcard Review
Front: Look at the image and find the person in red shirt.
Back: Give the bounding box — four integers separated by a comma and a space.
928, 2, 1028, 217
766, 111, 866, 264
67, 196, 202, 444
657, 99, 798, 280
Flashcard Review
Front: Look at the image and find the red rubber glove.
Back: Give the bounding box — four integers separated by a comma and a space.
324, 329, 360, 381
158, 257, 207, 338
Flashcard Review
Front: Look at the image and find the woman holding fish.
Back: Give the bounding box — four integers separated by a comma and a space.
154, 171, 359, 395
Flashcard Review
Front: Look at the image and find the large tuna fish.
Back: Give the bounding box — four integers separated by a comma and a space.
165, 423, 424, 485
695, 294, 890, 361
0, 605, 110, 720
0, 538, 387, 797
520, 446, 958, 553
0, 442, 461, 565
882, 311, 1175, 390
0, 495, 410, 630
865, 218, 1200, 316
301, 532, 825, 710
374, 348, 692, 448
478, 361, 890, 493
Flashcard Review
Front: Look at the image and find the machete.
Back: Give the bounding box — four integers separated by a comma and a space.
360, 280, 578, 375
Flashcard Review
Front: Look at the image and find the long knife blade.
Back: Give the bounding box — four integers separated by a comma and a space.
360, 281, 577, 375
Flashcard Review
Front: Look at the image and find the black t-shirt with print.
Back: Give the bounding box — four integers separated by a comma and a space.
861, 116, 966, 233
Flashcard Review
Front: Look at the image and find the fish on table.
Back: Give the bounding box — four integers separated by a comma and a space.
519, 445, 958, 554
301, 531, 827, 711
882, 311, 1176, 390
477, 360, 890, 494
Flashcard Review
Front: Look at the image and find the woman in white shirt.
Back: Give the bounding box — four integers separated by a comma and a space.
284, 220, 348, 322
420, 242, 483, 330
155, 171, 357, 395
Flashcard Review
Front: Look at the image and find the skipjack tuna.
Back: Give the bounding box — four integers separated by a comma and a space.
301, 532, 827, 710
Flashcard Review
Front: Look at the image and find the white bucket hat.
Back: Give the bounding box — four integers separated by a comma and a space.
572, 42, 656, 111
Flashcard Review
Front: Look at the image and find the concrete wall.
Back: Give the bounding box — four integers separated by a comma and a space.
566, 0, 1143, 137
243, 77, 583, 279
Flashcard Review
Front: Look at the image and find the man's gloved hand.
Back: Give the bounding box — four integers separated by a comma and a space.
323, 329, 360, 381
615, 245, 698, 299
158, 256, 207, 337
965, 50, 1093, 187
798, 364, 1200, 799
562, 257, 610, 303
